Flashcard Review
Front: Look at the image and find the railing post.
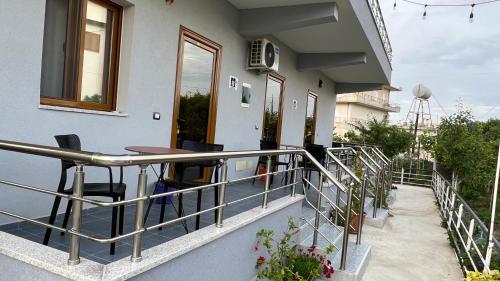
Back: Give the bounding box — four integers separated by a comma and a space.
68, 164, 84, 265
447, 193, 456, 229
485, 144, 500, 272
379, 163, 385, 210
312, 174, 324, 246
340, 185, 353, 270
373, 171, 380, 218
401, 167, 404, 184
290, 155, 298, 197
262, 156, 272, 209
466, 219, 475, 251
131, 165, 148, 262
456, 204, 464, 229
356, 174, 367, 245
216, 159, 228, 227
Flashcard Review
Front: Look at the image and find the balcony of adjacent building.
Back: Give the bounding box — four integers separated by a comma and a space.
336, 92, 401, 113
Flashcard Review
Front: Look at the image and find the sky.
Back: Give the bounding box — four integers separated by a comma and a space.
379, 0, 500, 123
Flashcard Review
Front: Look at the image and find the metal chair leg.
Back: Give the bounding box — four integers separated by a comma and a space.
110, 198, 118, 255
119, 195, 125, 236
43, 196, 62, 245
60, 200, 73, 236
196, 189, 202, 230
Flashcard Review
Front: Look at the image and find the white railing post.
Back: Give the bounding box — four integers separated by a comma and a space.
484, 144, 500, 272
401, 167, 404, 184
466, 219, 475, 252
447, 193, 456, 230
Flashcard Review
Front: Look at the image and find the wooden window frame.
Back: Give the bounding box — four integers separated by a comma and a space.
40, 0, 122, 112
304, 90, 318, 144
261, 73, 286, 145
170, 25, 222, 149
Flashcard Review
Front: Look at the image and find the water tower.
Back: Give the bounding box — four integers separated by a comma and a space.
405, 84, 433, 155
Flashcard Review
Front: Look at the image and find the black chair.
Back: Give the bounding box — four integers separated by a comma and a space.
160, 140, 224, 231
42, 134, 126, 255
252, 140, 290, 185
301, 143, 326, 183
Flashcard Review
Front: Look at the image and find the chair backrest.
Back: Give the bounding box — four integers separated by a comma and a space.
175, 140, 224, 181
305, 143, 326, 163
54, 134, 81, 171
260, 140, 278, 150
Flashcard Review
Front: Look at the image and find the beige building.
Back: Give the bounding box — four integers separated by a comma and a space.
334, 86, 401, 137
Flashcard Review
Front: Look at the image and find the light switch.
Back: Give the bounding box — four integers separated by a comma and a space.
153, 112, 161, 120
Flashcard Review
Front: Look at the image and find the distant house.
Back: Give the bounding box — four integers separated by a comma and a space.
334, 86, 401, 137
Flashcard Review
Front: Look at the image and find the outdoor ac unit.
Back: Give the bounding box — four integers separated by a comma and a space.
248, 39, 279, 72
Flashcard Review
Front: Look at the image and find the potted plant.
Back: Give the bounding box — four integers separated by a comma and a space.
254, 217, 335, 281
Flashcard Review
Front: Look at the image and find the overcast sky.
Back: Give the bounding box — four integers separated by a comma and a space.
379, 0, 500, 123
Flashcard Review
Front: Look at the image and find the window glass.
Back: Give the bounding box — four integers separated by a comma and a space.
80, 1, 114, 104
177, 41, 215, 144
304, 93, 317, 144
40, 0, 70, 99
262, 77, 283, 142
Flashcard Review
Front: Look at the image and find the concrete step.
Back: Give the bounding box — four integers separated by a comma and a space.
331, 241, 372, 281
363, 206, 389, 228
299, 223, 344, 253
298, 207, 329, 242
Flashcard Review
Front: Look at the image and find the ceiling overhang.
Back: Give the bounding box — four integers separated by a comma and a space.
229, 0, 392, 89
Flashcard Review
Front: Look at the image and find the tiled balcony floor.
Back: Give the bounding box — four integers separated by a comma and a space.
0, 176, 297, 264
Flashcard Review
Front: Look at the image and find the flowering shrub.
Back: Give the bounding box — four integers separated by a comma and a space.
466, 270, 500, 281
255, 217, 335, 281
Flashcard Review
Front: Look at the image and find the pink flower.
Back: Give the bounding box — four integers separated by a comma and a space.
307, 245, 316, 252
254, 241, 260, 251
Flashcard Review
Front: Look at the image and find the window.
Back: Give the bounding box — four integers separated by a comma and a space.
40, 0, 122, 111
262, 74, 285, 143
304, 91, 318, 144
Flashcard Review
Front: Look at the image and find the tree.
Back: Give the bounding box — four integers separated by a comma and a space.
343, 119, 415, 158
431, 107, 498, 193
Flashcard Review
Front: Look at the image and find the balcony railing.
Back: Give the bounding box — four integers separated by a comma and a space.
367, 0, 393, 63
0, 139, 368, 272
336, 93, 400, 112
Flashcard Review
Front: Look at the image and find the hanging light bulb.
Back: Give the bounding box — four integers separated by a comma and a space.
393, 0, 397, 10
469, 4, 475, 23
422, 4, 428, 20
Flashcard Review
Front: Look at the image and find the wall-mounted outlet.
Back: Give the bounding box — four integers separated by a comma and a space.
153, 112, 161, 120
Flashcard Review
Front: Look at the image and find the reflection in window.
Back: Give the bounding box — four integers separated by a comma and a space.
262, 77, 283, 142
304, 92, 317, 144
177, 41, 214, 144
81, 1, 114, 104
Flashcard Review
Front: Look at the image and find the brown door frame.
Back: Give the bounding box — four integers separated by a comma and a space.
170, 25, 222, 148
304, 90, 318, 144
261, 72, 286, 145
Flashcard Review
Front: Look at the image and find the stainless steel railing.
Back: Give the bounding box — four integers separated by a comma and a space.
433, 171, 500, 273
0, 139, 356, 269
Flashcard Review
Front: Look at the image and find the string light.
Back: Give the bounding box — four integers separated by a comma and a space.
469, 4, 475, 23
395, 0, 500, 22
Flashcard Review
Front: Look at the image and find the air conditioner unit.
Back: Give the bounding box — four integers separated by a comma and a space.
247, 39, 279, 72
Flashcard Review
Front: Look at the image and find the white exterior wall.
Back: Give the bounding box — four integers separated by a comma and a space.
0, 0, 337, 224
